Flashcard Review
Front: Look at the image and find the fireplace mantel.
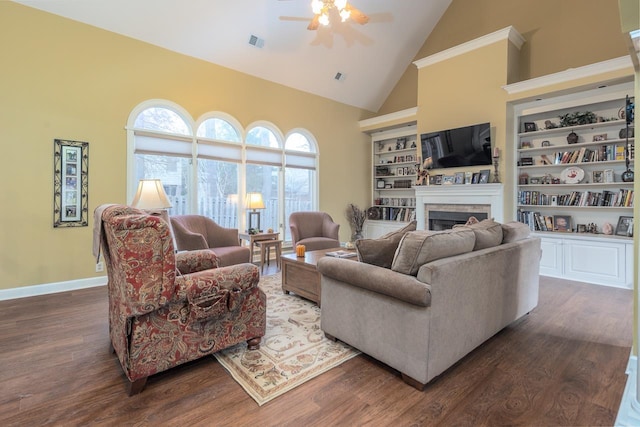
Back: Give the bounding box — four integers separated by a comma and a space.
414, 184, 504, 230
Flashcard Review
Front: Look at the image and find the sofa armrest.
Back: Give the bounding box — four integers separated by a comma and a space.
317, 257, 430, 307
175, 250, 220, 274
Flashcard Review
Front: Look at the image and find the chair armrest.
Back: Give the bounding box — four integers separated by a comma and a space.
317, 257, 430, 307
176, 263, 261, 322
290, 223, 300, 246
209, 225, 241, 248
172, 221, 208, 251
175, 250, 220, 274
323, 220, 340, 240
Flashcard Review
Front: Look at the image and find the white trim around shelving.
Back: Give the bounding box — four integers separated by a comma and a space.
358, 107, 418, 130
0, 276, 107, 301
503, 56, 633, 95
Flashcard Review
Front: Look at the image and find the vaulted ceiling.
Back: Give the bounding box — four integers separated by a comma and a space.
14, 0, 452, 112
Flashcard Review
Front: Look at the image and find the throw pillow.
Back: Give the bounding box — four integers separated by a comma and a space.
391, 228, 475, 276
467, 219, 503, 250
501, 221, 531, 243
355, 220, 417, 268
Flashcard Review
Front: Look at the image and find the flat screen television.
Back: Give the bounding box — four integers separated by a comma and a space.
420, 122, 492, 168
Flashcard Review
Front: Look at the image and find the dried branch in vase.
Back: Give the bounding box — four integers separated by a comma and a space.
346, 203, 366, 237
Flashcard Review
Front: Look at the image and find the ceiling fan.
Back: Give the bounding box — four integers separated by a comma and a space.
306, 0, 370, 30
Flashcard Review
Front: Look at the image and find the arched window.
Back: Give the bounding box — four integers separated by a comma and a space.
245, 124, 284, 234
284, 131, 318, 242
127, 103, 319, 245
128, 102, 194, 215
196, 114, 243, 227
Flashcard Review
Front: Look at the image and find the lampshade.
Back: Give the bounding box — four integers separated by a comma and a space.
245, 192, 265, 210
131, 179, 172, 209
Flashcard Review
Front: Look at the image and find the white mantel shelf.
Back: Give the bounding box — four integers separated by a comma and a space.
414, 184, 504, 230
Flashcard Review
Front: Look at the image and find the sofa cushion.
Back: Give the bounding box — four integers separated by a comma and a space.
455, 219, 503, 250
391, 228, 475, 276
355, 221, 417, 268
501, 221, 531, 243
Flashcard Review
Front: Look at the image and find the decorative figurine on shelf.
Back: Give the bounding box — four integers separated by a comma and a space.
603, 222, 614, 235
415, 157, 433, 185
492, 147, 500, 183
566, 131, 579, 144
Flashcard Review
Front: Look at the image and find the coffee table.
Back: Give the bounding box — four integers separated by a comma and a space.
281, 247, 356, 306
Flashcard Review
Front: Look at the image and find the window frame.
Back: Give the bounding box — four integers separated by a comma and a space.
126, 101, 319, 244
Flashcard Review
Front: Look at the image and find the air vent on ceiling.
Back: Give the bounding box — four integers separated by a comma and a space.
248, 35, 265, 49
334, 72, 346, 82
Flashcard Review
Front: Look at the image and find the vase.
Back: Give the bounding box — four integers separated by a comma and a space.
352, 232, 363, 242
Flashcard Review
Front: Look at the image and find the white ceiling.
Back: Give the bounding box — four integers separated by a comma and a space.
14, 0, 452, 112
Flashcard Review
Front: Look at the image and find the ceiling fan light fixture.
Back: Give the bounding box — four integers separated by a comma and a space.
334, 0, 348, 10
339, 8, 350, 21
319, 13, 330, 26
311, 0, 323, 15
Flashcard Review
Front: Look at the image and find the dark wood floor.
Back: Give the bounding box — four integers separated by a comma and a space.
0, 264, 632, 426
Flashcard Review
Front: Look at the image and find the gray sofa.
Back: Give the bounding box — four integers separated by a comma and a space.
317, 220, 541, 390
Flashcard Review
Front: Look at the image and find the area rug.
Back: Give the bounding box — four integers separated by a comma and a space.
213, 272, 360, 406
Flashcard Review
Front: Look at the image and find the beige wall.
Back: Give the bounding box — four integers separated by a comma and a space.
0, 2, 371, 290
379, 0, 629, 115
416, 37, 514, 219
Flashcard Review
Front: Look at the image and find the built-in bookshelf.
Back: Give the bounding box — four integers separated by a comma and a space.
370, 126, 418, 223
511, 81, 634, 288
515, 88, 634, 236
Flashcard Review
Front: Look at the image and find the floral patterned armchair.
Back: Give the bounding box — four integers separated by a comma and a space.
98, 205, 266, 395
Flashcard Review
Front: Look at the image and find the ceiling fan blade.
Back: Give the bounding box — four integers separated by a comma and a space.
279, 16, 310, 22
345, 5, 369, 25
307, 14, 320, 30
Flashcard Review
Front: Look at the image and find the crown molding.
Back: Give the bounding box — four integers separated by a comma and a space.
414, 26, 525, 69
502, 56, 633, 95
358, 107, 418, 130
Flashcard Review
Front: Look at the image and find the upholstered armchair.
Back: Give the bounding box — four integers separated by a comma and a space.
170, 215, 250, 267
98, 205, 266, 395
289, 211, 340, 251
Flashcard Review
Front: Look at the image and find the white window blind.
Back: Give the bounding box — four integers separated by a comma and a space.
134, 132, 192, 157
197, 139, 242, 163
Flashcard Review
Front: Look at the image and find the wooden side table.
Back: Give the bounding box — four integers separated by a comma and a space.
256, 239, 282, 273
238, 232, 280, 264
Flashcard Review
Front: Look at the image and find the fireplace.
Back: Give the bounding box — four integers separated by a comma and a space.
428, 209, 489, 231
414, 184, 503, 231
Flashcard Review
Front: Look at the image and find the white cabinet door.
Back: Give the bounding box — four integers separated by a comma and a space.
563, 239, 628, 288
363, 220, 408, 239
539, 237, 563, 278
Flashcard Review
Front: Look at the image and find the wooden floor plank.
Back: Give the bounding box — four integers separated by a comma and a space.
0, 269, 632, 426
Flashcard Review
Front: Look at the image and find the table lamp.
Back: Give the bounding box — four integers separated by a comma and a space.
245, 192, 265, 233
131, 179, 172, 224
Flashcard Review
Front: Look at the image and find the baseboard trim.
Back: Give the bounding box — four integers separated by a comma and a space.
0, 276, 107, 301
616, 354, 640, 426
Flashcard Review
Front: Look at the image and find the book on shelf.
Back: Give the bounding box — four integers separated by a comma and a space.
518, 189, 634, 207
325, 250, 357, 258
